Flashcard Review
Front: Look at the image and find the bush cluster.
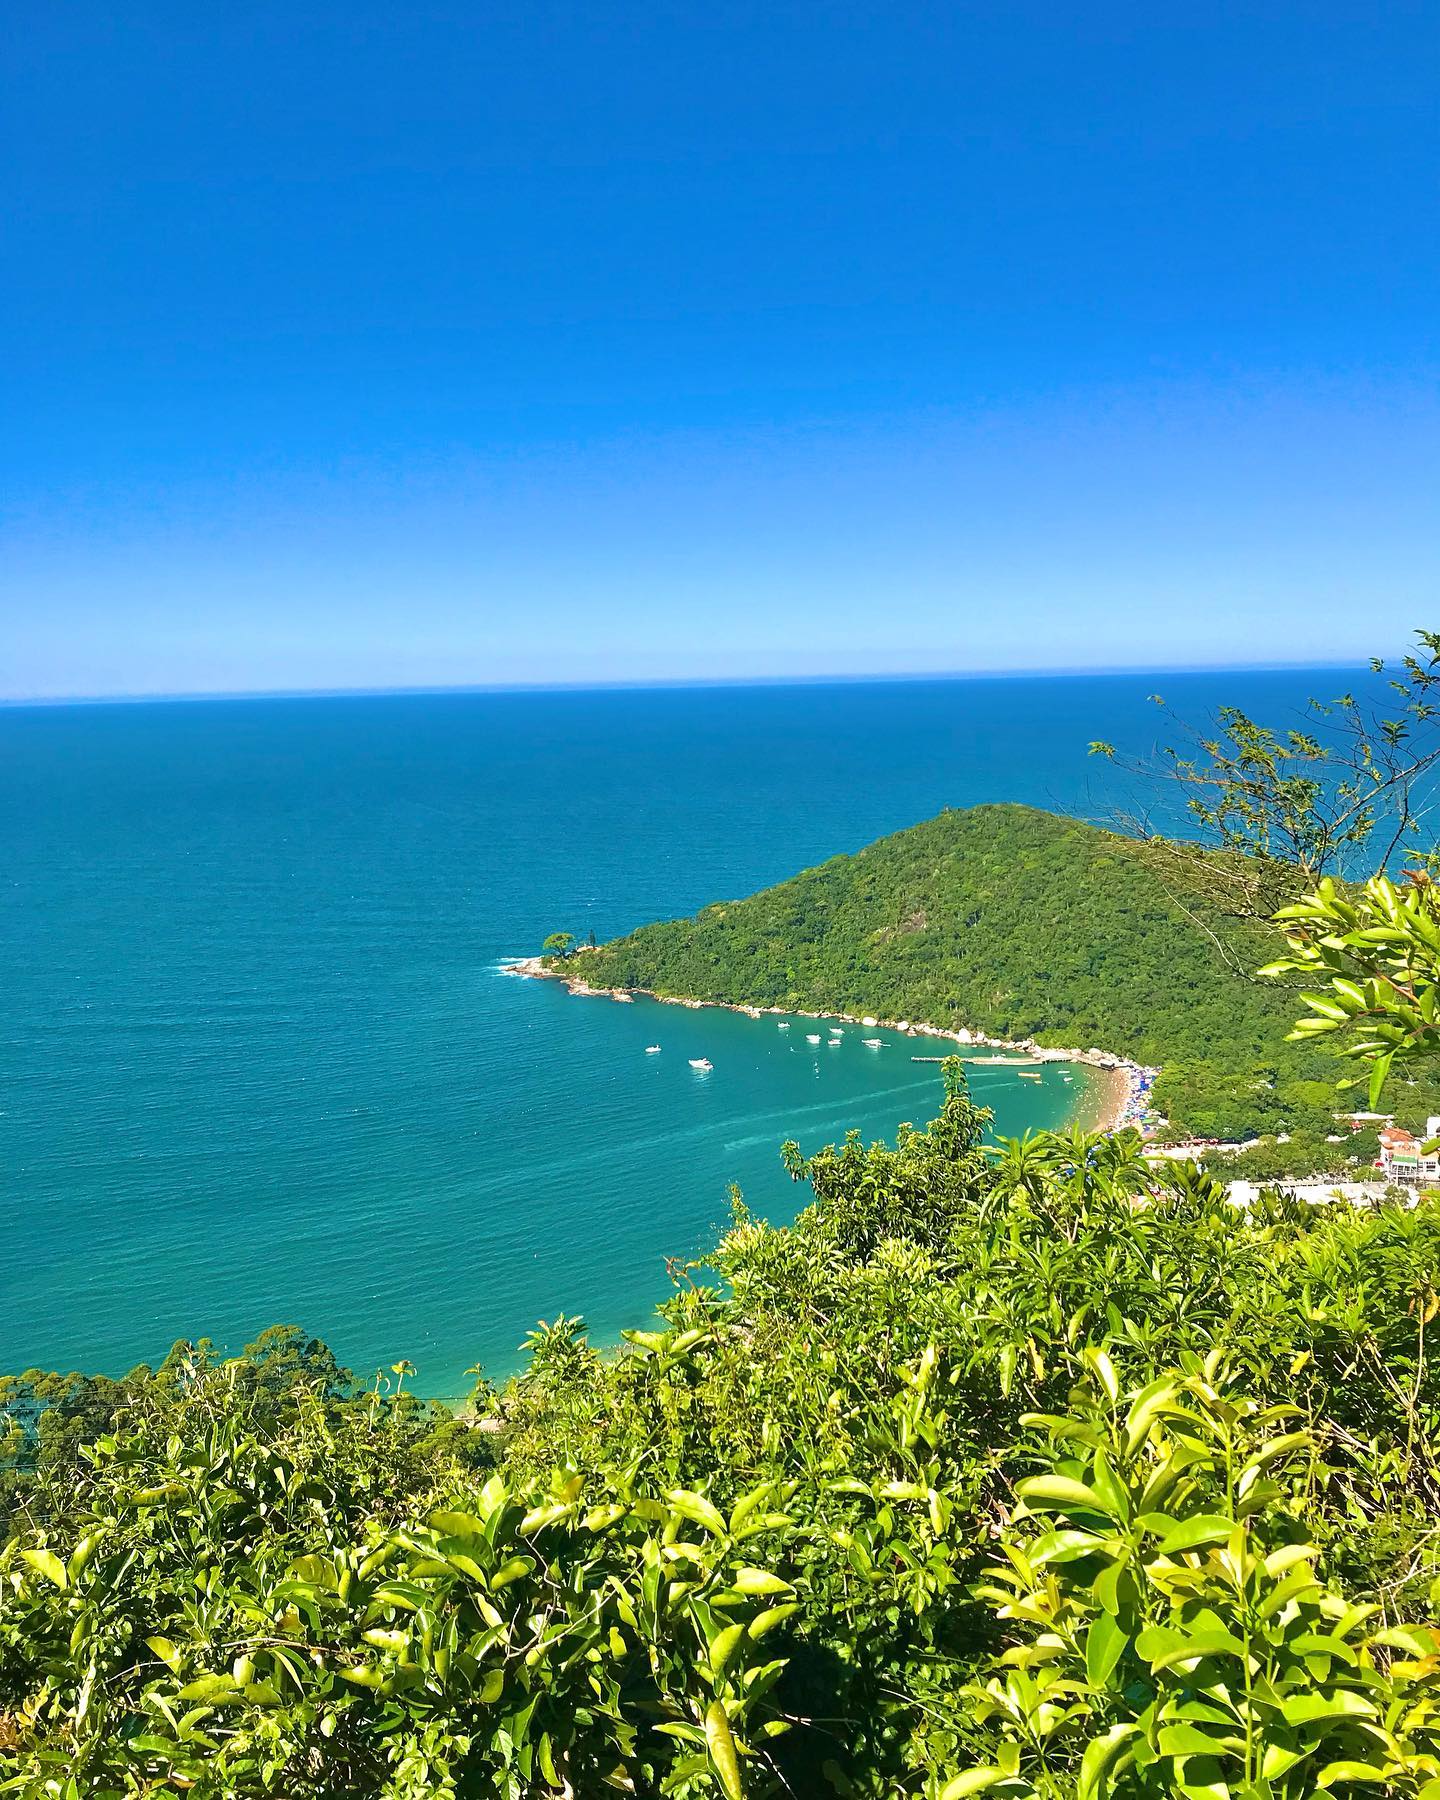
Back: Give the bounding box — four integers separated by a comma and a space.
6, 1068, 1440, 1795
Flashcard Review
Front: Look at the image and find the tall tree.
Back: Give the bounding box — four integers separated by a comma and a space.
1090, 628, 1440, 915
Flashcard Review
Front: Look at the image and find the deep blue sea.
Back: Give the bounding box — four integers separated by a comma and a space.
1, 669, 1344, 1394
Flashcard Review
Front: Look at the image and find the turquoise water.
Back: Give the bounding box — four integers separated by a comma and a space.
2, 670, 1338, 1393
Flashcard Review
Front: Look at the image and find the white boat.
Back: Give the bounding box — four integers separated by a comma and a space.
863, 1038, 882, 1048
777, 1022, 790, 1030
689, 1057, 713, 1071
806, 1034, 822, 1045
645, 1045, 661, 1054
827, 1037, 841, 1048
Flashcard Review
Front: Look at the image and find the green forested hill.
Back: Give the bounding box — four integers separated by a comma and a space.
560, 803, 1432, 1138
16, 856, 1440, 1795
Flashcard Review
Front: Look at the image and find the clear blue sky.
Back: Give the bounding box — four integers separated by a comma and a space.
6, 1, 1437, 698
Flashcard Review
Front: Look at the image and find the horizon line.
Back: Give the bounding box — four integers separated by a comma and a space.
0, 655, 1377, 711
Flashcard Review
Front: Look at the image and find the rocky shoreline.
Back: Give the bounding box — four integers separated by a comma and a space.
501, 953, 1161, 1136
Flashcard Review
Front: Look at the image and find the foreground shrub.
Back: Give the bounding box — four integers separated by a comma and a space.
962, 1356, 1440, 1797
7, 1073, 1440, 1794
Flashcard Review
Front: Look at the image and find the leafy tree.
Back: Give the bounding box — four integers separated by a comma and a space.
541, 930, 575, 958
1265, 872, 1440, 1106
1088, 629, 1440, 911
239, 1323, 353, 1403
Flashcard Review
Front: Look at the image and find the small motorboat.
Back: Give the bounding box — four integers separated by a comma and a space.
645, 1045, 661, 1054
862, 1038, 883, 1048
689, 1057, 713, 1071
1018, 1070, 1042, 1081
777, 1021, 790, 1030
806, 1034, 822, 1045
827, 1037, 841, 1048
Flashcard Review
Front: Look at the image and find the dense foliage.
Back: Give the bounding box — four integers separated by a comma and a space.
1265, 871, 1440, 1108
7, 1069, 1440, 1796
556, 803, 1440, 1140
1088, 632, 1440, 899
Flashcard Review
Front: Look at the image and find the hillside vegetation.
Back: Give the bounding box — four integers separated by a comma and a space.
562, 803, 1440, 1139
7, 1088, 1440, 1796
12, 663, 1440, 1793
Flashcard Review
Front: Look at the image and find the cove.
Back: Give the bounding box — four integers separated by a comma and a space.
1, 670, 1334, 1394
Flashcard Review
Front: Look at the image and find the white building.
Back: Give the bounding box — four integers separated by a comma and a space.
1377, 1118, 1440, 1185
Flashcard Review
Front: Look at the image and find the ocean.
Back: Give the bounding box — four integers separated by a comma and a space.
1, 668, 1343, 1394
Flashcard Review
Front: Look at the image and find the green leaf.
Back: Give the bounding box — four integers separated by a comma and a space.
288, 1554, 335, 1586
1015, 1475, 1114, 1516
145, 1635, 182, 1673
1261, 1743, 1307, 1780
704, 1699, 745, 1800
731, 1567, 792, 1596
1317, 1762, 1391, 1787
1085, 1347, 1121, 1402
1032, 1528, 1108, 1565
941, 1771, 1009, 1799
339, 1665, 390, 1691
1124, 1379, 1180, 1452
489, 1555, 535, 1590
729, 1484, 774, 1534
1148, 1629, 1248, 1670
1077, 1724, 1140, 1800
1280, 1691, 1376, 1726
178, 1674, 240, 1701
21, 1549, 67, 1591
519, 1502, 573, 1533
1299, 992, 1352, 1021
1242, 1431, 1312, 1476
67, 1532, 101, 1580
748, 1603, 800, 1639
1371, 1625, 1439, 1655
428, 1510, 488, 1541
667, 1489, 728, 1537
1157, 1515, 1234, 1554
1263, 1544, 1315, 1577
709, 1622, 746, 1678
1158, 1723, 1239, 1758
1086, 1613, 1127, 1689
621, 1327, 670, 1352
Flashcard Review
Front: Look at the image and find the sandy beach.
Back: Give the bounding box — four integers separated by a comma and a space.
504, 954, 1160, 1137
